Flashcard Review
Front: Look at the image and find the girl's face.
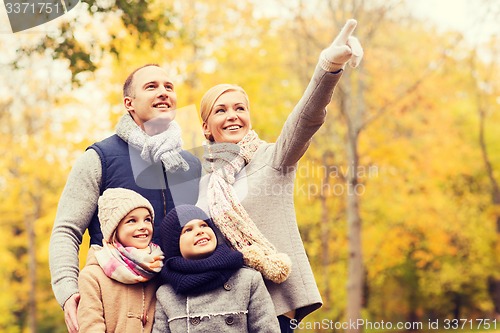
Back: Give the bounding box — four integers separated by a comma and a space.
115, 207, 153, 249
179, 219, 217, 260
202, 90, 251, 143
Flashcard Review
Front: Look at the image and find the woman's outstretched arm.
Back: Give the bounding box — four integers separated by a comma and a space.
271, 19, 363, 170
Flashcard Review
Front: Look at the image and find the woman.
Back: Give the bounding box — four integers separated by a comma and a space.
196, 19, 363, 332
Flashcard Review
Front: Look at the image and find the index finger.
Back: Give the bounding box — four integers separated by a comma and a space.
334, 19, 357, 45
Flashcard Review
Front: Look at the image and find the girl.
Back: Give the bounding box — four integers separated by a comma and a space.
77, 188, 164, 332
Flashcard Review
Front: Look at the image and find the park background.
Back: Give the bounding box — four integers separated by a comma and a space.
1, 0, 499, 332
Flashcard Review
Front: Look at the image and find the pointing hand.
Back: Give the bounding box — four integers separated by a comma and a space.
320, 19, 364, 71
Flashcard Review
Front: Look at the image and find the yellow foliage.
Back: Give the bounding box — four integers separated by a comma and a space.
2, 0, 500, 330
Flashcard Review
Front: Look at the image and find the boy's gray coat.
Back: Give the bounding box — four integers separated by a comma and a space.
152, 267, 280, 333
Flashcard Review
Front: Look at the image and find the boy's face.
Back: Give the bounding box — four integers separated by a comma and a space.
116, 207, 153, 249
179, 219, 217, 260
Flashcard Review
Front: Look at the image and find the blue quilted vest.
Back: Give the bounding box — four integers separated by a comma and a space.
87, 134, 201, 245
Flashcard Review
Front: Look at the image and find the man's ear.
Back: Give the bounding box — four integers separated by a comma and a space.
124, 96, 134, 112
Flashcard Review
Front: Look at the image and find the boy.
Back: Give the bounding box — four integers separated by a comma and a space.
153, 205, 280, 333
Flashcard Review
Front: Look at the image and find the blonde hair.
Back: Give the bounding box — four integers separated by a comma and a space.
200, 84, 250, 128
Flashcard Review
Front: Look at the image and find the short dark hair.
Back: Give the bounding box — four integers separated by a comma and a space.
123, 64, 161, 98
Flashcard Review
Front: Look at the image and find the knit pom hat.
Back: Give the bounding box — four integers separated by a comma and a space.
160, 205, 213, 259
98, 188, 155, 242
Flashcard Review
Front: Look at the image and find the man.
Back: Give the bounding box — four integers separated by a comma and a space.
49, 64, 201, 333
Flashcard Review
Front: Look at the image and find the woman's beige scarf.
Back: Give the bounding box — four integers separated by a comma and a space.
203, 130, 291, 284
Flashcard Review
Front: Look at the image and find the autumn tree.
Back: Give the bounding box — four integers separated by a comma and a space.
4, 1, 499, 331
469, 36, 500, 318
0, 55, 90, 331
276, 0, 497, 331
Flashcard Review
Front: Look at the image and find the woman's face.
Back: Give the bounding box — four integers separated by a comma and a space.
202, 90, 251, 143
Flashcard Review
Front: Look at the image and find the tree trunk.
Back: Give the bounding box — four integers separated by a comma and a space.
27, 215, 37, 333
339, 75, 365, 332
478, 110, 500, 318
25, 190, 41, 333
476, 64, 500, 319
320, 151, 336, 315
345, 128, 364, 333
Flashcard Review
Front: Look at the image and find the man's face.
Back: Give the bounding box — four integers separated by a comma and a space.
124, 66, 177, 131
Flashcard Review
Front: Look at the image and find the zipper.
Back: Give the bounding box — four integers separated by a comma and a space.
161, 189, 167, 217
161, 163, 168, 218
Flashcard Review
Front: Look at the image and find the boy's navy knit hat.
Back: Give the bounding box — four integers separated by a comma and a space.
160, 205, 214, 259
159, 205, 244, 295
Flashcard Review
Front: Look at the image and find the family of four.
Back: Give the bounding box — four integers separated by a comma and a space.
49, 19, 364, 332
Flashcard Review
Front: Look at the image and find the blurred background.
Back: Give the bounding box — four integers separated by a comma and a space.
1, 0, 499, 332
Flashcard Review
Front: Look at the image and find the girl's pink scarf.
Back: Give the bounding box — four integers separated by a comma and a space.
93, 241, 164, 284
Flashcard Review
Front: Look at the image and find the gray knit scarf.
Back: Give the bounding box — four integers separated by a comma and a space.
203, 130, 291, 284
116, 114, 189, 172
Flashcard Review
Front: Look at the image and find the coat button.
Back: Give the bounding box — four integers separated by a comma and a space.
223, 283, 232, 291
225, 316, 235, 325
190, 317, 201, 325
